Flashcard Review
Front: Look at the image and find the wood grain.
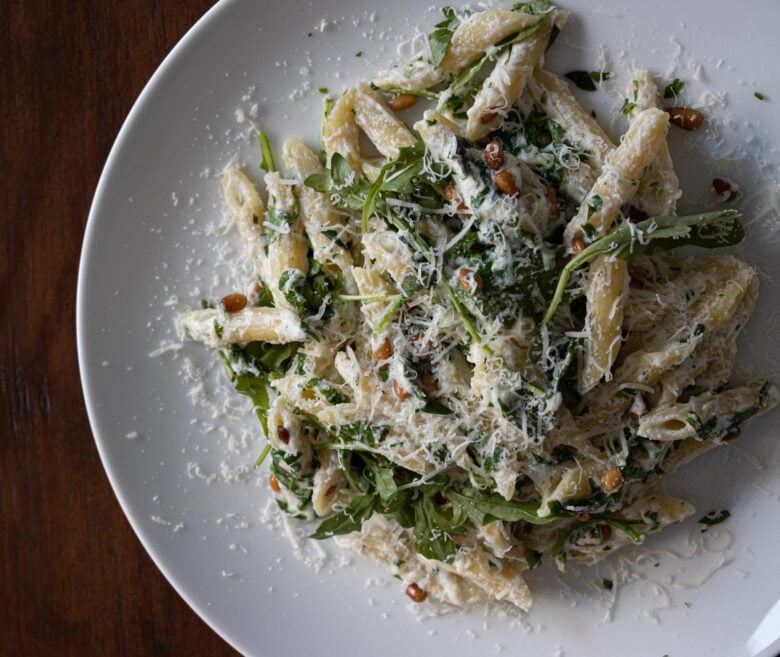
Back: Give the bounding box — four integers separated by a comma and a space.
1, 1, 237, 655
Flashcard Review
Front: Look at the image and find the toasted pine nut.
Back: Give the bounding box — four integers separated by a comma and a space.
480, 110, 499, 124
277, 425, 290, 444
445, 185, 470, 215
712, 177, 738, 202
666, 107, 704, 131
571, 237, 586, 254
388, 94, 418, 111
393, 379, 410, 400
494, 170, 517, 196
484, 140, 504, 170
405, 582, 428, 603
221, 292, 248, 313
546, 186, 560, 222
269, 474, 281, 493
600, 467, 623, 493
420, 371, 438, 396
373, 338, 393, 363
457, 267, 483, 294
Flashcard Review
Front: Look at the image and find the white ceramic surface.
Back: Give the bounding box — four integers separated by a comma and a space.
78, 1, 780, 655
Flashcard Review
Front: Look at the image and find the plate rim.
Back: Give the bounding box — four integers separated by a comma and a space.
75, 1, 247, 654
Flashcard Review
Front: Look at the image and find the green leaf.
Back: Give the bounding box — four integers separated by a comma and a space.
621, 98, 637, 115
698, 510, 730, 526
420, 399, 454, 415
305, 377, 350, 404
257, 130, 276, 172
265, 206, 299, 242
304, 171, 330, 193
544, 210, 743, 323
400, 274, 424, 298
413, 495, 463, 562
564, 70, 611, 92
513, 0, 553, 14
755, 91, 767, 101
331, 153, 354, 187
311, 494, 378, 539
429, 28, 454, 68
428, 7, 457, 67
448, 489, 562, 525
525, 547, 542, 569
664, 78, 684, 99
374, 468, 398, 500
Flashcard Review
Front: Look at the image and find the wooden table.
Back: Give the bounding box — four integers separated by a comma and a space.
2, 2, 237, 654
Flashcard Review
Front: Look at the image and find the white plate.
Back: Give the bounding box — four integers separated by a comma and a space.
78, 1, 780, 655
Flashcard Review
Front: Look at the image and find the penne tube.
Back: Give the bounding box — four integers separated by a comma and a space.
177, 307, 306, 347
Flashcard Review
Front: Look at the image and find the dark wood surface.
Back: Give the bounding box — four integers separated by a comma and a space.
1, 2, 238, 655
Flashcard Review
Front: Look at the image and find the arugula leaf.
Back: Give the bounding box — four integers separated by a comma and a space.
525, 547, 542, 569
400, 274, 424, 298
310, 494, 378, 539
544, 210, 743, 322
264, 206, 298, 242
564, 70, 612, 92
279, 261, 340, 335
373, 468, 398, 501
257, 130, 276, 172
664, 78, 684, 99
428, 7, 457, 68
305, 153, 371, 211
335, 420, 390, 446
420, 399, 454, 415
513, 0, 553, 14
413, 494, 467, 562
686, 411, 718, 439
304, 377, 350, 404
698, 510, 730, 527
220, 341, 301, 443
449, 489, 563, 525
621, 97, 637, 115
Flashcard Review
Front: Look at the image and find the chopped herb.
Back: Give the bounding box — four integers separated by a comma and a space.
318, 87, 329, 94
664, 78, 685, 99
420, 399, 454, 415
603, 578, 614, 590
686, 412, 717, 439
355, 51, 363, 57
525, 547, 543, 569
699, 510, 730, 527
213, 320, 224, 339
621, 97, 637, 115
755, 91, 767, 101
586, 194, 603, 218
564, 70, 612, 92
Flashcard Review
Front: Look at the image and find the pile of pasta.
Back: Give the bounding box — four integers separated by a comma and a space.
178, 2, 778, 609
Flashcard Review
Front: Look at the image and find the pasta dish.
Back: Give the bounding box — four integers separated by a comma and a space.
177, 1, 778, 609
